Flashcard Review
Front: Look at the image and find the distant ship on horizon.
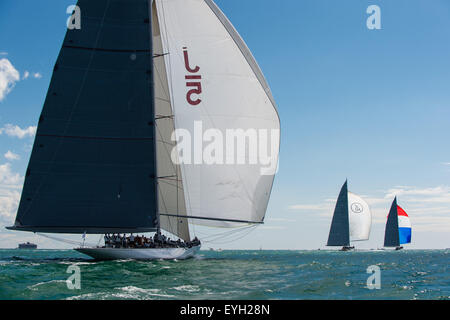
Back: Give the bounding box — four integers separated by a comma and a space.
18, 242, 37, 249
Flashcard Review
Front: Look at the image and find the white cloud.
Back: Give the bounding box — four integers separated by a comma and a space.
0, 163, 23, 187
259, 226, 287, 230
0, 58, 20, 101
4, 151, 20, 161
0, 124, 37, 139
385, 186, 450, 204
288, 204, 331, 211
0, 163, 23, 225
22, 71, 42, 80
0, 188, 20, 224
266, 217, 297, 223
289, 185, 450, 232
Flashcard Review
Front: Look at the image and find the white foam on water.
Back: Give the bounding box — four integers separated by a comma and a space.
59, 261, 94, 266
118, 286, 175, 299
28, 279, 67, 291
66, 292, 107, 300
172, 285, 200, 292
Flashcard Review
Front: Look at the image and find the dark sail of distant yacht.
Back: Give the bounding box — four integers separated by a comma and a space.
7, 0, 280, 260
327, 181, 372, 251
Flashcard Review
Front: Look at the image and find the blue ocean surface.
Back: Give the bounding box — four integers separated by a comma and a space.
0, 249, 449, 300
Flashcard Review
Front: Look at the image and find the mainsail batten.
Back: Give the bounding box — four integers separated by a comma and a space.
8, 0, 158, 234
155, 0, 280, 228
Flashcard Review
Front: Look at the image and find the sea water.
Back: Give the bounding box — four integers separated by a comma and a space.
0, 249, 449, 300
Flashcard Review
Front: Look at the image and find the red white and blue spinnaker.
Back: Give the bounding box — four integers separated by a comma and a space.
397, 206, 412, 245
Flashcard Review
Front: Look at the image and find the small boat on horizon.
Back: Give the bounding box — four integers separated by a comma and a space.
326, 181, 372, 251
17, 242, 37, 249
383, 197, 411, 250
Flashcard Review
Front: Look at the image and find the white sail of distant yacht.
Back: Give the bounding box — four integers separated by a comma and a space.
327, 181, 372, 251
6, 0, 280, 260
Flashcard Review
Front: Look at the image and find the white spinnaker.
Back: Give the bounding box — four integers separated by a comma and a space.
155, 0, 280, 227
348, 192, 372, 241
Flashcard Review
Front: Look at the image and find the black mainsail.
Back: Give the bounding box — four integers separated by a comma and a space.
327, 181, 350, 247
384, 197, 400, 247
8, 0, 158, 234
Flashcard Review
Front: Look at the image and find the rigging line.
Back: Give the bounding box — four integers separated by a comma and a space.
153, 53, 169, 58
200, 226, 257, 242
193, 223, 256, 237
153, 53, 178, 177
158, 181, 169, 218
154, 2, 185, 236
197, 225, 256, 241
213, 230, 256, 244
152, 22, 184, 239
153, 52, 171, 104
155, 97, 171, 103
21, 0, 113, 220
155, 2, 194, 242
203, 225, 258, 245
97, 234, 103, 246
157, 0, 195, 221
155, 115, 174, 120
155, 123, 177, 173
160, 213, 263, 225
149, 0, 161, 232
218, 227, 258, 244
36, 233, 97, 248
152, 4, 171, 104
158, 184, 175, 237
158, 180, 184, 192
158, 175, 177, 179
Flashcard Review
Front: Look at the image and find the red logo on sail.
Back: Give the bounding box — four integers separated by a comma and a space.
183, 47, 202, 106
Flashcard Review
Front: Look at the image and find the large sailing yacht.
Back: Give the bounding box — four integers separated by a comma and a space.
6, 0, 280, 260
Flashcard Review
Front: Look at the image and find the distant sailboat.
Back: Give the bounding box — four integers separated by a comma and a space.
383, 198, 411, 250
327, 181, 372, 251
6, 0, 279, 260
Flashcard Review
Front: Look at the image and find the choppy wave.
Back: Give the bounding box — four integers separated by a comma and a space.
0, 249, 449, 300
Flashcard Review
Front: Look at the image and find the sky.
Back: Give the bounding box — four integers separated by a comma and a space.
0, 0, 449, 250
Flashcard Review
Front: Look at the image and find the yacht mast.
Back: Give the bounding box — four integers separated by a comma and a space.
148, 0, 160, 234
